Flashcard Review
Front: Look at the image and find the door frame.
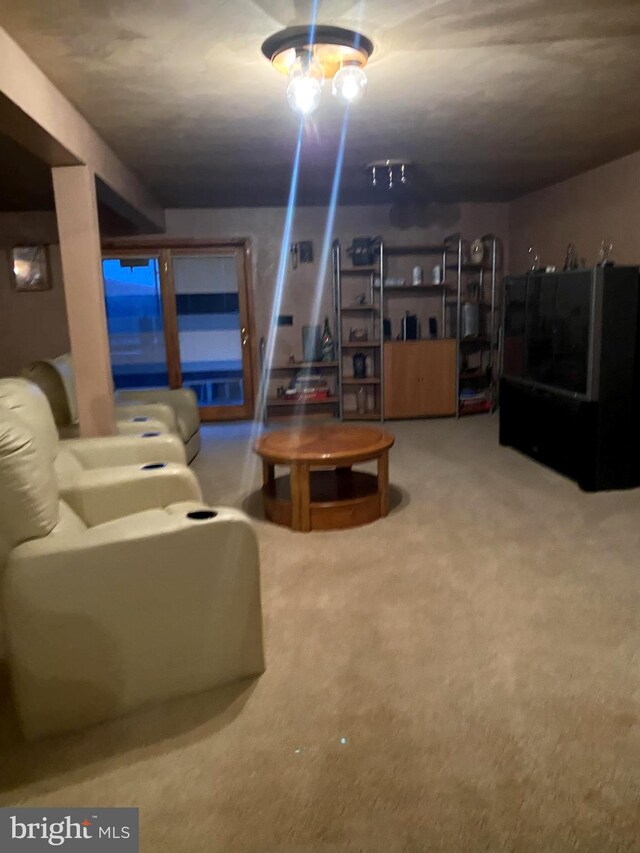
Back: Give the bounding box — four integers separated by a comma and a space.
102, 238, 257, 421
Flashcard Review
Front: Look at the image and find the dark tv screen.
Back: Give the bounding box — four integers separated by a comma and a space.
504, 272, 592, 396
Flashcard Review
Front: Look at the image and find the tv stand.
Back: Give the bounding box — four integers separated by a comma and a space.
500, 371, 640, 491
499, 266, 640, 492
500, 380, 606, 490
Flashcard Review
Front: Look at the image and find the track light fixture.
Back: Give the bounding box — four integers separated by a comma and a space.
367, 160, 412, 190
262, 25, 373, 117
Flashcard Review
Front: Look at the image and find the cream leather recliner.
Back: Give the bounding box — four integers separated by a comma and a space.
0, 402, 264, 740
22, 357, 173, 439
23, 355, 201, 462
116, 387, 201, 463
0, 378, 203, 524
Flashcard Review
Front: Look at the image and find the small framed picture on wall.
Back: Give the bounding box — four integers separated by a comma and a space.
10, 245, 51, 292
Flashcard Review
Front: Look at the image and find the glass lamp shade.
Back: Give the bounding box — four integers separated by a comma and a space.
287, 54, 324, 116
332, 64, 367, 105
287, 75, 322, 116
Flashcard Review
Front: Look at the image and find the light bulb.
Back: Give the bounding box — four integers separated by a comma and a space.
287, 52, 323, 117
332, 64, 367, 105
287, 74, 322, 116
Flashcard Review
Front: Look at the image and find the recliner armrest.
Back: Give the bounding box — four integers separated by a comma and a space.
116, 388, 200, 441
114, 402, 178, 433
115, 417, 169, 436
117, 387, 197, 409
59, 463, 202, 525
60, 433, 186, 467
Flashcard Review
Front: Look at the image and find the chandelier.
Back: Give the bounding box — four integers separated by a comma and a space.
262, 25, 373, 117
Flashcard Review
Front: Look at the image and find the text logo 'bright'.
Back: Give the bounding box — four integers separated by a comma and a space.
0, 808, 139, 851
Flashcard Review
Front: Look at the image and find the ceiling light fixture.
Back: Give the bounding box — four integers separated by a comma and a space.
262, 25, 373, 117
367, 160, 412, 190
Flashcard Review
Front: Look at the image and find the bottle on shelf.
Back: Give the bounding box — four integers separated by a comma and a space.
321, 316, 335, 361
356, 386, 367, 414
461, 302, 480, 338
302, 325, 322, 362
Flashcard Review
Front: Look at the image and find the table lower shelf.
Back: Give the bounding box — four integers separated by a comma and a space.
263, 470, 381, 531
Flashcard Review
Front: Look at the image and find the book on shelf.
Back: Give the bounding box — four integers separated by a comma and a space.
281, 373, 332, 401
459, 389, 490, 402
284, 389, 331, 401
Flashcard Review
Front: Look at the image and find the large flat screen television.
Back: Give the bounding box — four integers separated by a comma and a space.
502, 270, 600, 401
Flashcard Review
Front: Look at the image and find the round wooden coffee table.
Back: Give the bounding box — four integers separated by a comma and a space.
253, 424, 395, 532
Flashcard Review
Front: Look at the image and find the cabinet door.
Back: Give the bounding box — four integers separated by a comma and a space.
384, 342, 424, 418
420, 339, 456, 415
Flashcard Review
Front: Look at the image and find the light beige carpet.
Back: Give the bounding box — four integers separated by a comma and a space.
1, 415, 640, 852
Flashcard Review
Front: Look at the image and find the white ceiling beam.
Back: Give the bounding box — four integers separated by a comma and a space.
0, 26, 165, 233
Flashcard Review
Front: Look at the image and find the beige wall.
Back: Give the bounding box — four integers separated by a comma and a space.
0, 202, 508, 385
509, 149, 640, 273
0, 212, 69, 377
165, 203, 509, 366
4, 141, 637, 387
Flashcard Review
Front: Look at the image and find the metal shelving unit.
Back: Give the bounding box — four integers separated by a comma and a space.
333, 239, 456, 422
378, 240, 451, 340
444, 234, 501, 417
332, 236, 501, 423
332, 239, 384, 421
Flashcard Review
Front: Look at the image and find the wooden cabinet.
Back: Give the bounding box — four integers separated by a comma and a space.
384, 340, 456, 418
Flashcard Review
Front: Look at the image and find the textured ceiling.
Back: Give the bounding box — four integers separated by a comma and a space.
2, 0, 640, 207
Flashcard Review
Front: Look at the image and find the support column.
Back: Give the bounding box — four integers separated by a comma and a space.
52, 165, 115, 436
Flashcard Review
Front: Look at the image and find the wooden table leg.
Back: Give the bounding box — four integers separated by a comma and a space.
290, 462, 311, 532
262, 460, 275, 487
377, 450, 389, 517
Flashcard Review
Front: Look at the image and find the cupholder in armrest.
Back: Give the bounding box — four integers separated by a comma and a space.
186, 510, 218, 521
141, 462, 167, 470
141, 432, 160, 437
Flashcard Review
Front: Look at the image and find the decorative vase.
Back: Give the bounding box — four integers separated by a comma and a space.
302, 325, 322, 363
321, 316, 335, 361
353, 352, 367, 379
470, 238, 484, 266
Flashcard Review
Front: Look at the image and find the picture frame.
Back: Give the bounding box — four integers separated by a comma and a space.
10, 245, 51, 292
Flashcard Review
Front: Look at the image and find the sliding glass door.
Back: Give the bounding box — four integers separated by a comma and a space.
170, 249, 253, 419
103, 254, 169, 390
102, 242, 255, 421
